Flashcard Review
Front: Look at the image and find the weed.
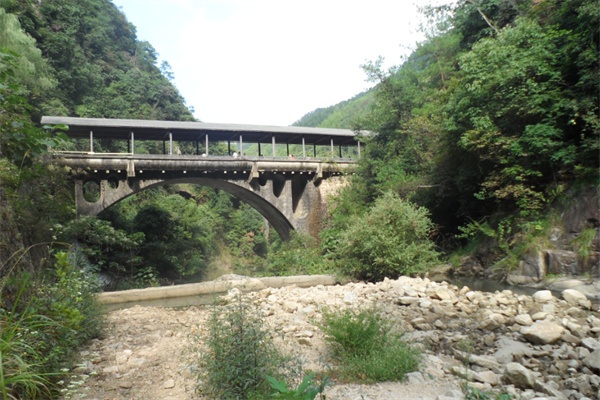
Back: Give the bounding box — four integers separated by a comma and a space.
462, 383, 513, 400
319, 307, 420, 383
193, 293, 303, 399
571, 227, 598, 271
268, 372, 329, 399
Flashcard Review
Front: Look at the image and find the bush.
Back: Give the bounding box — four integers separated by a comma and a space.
193, 293, 302, 399
319, 307, 421, 383
0, 250, 102, 399
266, 233, 333, 277
335, 191, 439, 281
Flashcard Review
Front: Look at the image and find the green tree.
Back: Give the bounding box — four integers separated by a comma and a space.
444, 17, 595, 219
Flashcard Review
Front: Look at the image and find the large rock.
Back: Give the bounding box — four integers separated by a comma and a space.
521, 321, 564, 345
494, 337, 532, 364
534, 380, 568, 400
514, 314, 533, 326
532, 290, 554, 303
562, 289, 592, 309
584, 349, 600, 372
545, 249, 580, 275
503, 362, 535, 389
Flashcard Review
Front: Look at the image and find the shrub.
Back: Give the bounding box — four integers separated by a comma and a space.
319, 307, 420, 383
0, 250, 102, 399
194, 293, 302, 399
335, 191, 439, 281
266, 233, 333, 277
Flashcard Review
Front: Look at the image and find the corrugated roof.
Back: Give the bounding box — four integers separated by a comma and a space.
41, 116, 364, 145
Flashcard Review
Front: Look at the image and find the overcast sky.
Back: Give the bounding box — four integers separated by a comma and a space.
111, 0, 427, 126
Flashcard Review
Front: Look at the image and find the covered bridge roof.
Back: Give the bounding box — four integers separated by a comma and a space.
41, 116, 363, 146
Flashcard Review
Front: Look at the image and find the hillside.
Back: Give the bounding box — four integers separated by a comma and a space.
293, 89, 374, 129
1, 0, 193, 121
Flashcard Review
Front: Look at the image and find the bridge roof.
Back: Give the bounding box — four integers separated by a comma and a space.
41, 116, 363, 146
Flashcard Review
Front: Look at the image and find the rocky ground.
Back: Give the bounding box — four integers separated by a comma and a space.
64, 276, 600, 400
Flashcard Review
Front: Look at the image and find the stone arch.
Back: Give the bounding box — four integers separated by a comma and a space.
77, 177, 295, 240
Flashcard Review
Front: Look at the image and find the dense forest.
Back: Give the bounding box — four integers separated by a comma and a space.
299, 0, 599, 255
0, 0, 598, 397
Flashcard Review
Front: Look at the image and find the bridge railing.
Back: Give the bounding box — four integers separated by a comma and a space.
50, 150, 358, 164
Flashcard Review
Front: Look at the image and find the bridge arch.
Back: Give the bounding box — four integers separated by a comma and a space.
75, 174, 338, 241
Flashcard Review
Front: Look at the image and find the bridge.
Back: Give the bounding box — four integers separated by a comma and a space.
41, 116, 364, 239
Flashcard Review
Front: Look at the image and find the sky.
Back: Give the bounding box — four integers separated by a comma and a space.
111, 0, 428, 126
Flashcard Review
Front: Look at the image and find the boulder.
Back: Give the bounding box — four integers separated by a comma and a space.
533, 380, 568, 400
514, 314, 533, 326
581, 338, 600, 351
583, 349, 600, 372
494, 337, 533, 364
545, 249, 580, 275
430, 286, 456, 301
474, 370, 500, 386
532, 290, 554, 303
521, 321, 564, 345
562, 289, 592, 309
503, 362, 535, 389
454, 350, 502, 373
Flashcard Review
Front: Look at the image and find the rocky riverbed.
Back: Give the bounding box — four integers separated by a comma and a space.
64, 276, 600, 400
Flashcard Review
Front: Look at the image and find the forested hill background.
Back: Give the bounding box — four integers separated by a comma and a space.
1, 0, 193, 121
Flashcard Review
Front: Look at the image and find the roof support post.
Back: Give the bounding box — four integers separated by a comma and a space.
228, 140, 231, 156
239, 136, 243, 156
196, 139, 199, 155
258, 141, 262, 157
286, 142, 290, 157
330, 138, 334, 157
357, 140, 361, 159
168, 132, 173, 155
205, 134, 209, 155
272, 136, 276, 158
339, 144, 342, 158
89, 130, 94, 153
313, 143, 316, 158
302, 137, 306, 158
130, 131, 135, 155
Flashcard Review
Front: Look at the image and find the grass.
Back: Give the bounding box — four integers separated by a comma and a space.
319, 307, 421, 383
0, 309, 53, 400
0, 250, 102, 399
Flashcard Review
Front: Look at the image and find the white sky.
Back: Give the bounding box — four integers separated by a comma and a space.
111, 0, 426, 126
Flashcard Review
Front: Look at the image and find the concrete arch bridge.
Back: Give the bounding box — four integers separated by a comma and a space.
42, 116, 364, 239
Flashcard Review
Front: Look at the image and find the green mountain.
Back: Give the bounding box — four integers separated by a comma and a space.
1, 0, 193, 121
293, 89, 374, 129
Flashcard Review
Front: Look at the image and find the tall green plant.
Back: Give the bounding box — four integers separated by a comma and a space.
193, 294, 302, 399
335, 191, 439, 281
